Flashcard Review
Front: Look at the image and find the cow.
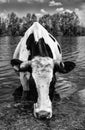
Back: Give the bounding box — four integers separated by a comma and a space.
11, 22, 75, 119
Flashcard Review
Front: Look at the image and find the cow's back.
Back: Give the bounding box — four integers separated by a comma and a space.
19, 22, 62, 64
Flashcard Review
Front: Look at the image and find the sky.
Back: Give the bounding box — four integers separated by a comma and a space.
0, 0, 85, 26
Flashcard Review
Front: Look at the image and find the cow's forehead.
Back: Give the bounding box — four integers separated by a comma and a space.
31, 57, 54, 87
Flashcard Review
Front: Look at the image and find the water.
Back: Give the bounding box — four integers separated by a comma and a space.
0, 36, 85, 129
0, 37, 21, 103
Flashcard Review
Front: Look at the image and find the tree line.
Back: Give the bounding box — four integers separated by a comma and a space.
0, 12, 85, 36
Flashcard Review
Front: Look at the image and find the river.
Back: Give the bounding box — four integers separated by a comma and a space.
0, 36, 85, 130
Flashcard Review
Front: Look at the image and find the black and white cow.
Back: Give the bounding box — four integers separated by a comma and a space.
11, 22, 75, 119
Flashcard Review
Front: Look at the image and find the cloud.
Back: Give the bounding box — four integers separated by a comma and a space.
36, 13, 43, 20
56, 7, 64, 12
0, 0, 7, 3
56, 8, 73, 13
0, 12, 7, 19
49, 0, 62, 6
41, 9, 48, 14
36, 13, 42, 17
75, 4, 85, 26
65, 9, 73, 13
18, 0, 32, 3
18, 0, 45, 3
34, 0, 45, 3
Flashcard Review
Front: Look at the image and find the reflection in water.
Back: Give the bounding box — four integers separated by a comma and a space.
0, 36, 85, 105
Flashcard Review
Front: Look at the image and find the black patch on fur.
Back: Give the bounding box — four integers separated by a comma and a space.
49, 75, 56, 101
29, 75, 38, 103
49, 34, 55, 42
57, 44, 61, 54
26, 33, 53, 60
12, 85, 23, 103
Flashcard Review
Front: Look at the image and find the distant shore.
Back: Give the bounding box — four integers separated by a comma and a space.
0, 12, 85, 37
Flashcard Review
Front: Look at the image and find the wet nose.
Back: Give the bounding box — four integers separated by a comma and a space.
36, 111, 51, 119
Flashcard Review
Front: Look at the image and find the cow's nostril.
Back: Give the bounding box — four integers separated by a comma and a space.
36, 111, 51, 119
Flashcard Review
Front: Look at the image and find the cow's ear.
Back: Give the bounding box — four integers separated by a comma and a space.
59, 61, 76, 74
54, 61, 76, 74
11, 59, 22, 71
11, 59, 22, 66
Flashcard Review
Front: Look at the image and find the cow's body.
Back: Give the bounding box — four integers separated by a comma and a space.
11, 22, 75, 119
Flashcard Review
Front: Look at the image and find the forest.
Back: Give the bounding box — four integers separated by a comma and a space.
0, 11, 85, 36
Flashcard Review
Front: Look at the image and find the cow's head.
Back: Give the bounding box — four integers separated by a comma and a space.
11, 57, 75, 119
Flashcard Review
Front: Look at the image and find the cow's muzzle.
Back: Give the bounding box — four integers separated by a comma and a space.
34, 103, 52, 119
35, 111, 51, 119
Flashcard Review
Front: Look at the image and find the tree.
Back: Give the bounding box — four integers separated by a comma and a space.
60, 11, 79, 36
39, 11, 80, 36
21, 13, 37, 36
31, 14, 37, 23
39, 14, 53, 33
8, 12, 20, 36
0, 11, 83, 36
51, 13, 62, 36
